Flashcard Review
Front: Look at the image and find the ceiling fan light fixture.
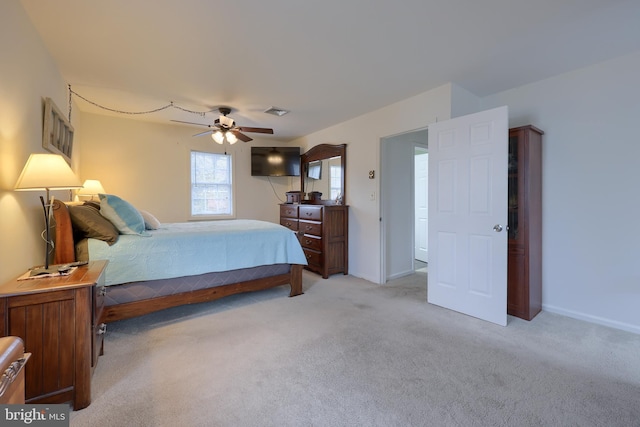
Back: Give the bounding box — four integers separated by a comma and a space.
264, 106, 290, 117
212, 131, 224, 144
226, 132, 237, 144
219, 115, 235, 128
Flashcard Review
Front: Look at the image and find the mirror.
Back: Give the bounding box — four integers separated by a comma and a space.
300, 143, 346, 204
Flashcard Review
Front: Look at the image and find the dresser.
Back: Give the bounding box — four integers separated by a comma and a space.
0, 260, 107, 410
280, 204, 349, 278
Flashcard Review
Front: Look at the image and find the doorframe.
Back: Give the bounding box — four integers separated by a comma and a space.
414, 144, 429, 264
379, 127, 429, 283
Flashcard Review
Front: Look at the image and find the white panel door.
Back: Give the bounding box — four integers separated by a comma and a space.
427, 106, 508, 326
415, 152, 429, 263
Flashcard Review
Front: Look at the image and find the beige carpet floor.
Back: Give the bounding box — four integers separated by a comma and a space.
70, 269, 640, 427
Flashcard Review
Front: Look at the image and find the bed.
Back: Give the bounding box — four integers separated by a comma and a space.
51, 199, 306, 323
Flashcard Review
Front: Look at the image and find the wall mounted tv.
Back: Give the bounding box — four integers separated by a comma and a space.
251, 146, 301, 177
307, 160, 322, 180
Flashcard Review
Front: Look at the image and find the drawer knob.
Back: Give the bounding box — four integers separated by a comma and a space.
99, 287, 107, 296
97, 323, 107, 335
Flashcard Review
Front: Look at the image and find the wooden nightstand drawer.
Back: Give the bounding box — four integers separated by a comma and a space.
92, 281, 107, 369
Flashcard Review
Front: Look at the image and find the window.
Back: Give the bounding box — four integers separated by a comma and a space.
330, 165, 342, 200
190, 151, 233, 218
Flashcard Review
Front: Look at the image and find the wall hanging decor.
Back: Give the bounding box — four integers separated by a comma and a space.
42, 97, 74, 162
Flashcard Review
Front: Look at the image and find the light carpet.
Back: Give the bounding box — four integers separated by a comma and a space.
70, 270, 640, 427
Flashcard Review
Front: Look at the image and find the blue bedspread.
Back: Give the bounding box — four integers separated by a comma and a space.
87, 219, 307, 286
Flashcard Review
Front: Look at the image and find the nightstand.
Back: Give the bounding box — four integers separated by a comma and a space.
0, 260, 107, 410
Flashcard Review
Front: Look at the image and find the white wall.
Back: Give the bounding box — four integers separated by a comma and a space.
293, 84, 453, 283
78, 113, 298, 224
0, 2, 81, 283
482, 51, 640, 334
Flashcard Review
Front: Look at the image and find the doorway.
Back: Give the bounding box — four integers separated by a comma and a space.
415, 147, 428, 265
380, 128, 428, 282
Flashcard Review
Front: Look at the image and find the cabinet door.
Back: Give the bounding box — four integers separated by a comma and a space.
7, 290, 77, 402
508, 130, 523, 243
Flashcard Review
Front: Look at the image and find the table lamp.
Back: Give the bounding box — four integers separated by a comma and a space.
76, 179, 106, 200
15, 153, 83, 275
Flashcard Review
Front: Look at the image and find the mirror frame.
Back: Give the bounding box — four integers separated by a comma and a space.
300, 143, 346, 204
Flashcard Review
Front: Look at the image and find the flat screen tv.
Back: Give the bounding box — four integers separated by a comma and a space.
251, 146, 301, 177
307, 160, 322, 180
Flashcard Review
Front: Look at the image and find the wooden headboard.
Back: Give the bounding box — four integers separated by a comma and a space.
52, 199, 77, 264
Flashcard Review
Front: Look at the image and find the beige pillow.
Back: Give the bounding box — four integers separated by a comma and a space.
138, 209, 161, 230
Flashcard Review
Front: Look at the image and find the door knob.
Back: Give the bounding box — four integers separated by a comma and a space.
493, 224, 503, 232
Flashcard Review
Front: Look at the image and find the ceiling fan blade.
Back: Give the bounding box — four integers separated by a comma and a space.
230, 130, 252, 142
193, 130, 214, 137
237, 126, 274, 134
171, 120, 213, 128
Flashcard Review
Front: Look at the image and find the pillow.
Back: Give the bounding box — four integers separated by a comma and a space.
99, 194, 148, 236
68, 204, 119, 245
138, 209, 161, 230
83, 200, 101, 210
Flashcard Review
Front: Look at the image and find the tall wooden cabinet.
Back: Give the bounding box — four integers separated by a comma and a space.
280, 204, 349, 279
507, 125, 543, 320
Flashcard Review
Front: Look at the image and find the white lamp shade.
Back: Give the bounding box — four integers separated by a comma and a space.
212, 131, 224, 144
226, 132, 237, 144
15, 153, 82, 191
77, 179, 106, 196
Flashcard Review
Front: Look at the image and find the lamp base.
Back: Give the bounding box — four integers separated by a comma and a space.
28, 261, 87, 277
29, 266, 62, 277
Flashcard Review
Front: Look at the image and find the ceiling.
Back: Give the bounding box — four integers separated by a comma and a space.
20, 0, 640, 141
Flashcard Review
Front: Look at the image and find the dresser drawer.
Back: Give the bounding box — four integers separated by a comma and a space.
300, 234, 322, 251
303, 248, 322, 267
299, 205, 323, 221
299, 220, 321, 236
280, 218, 299, 231
280, 204, 299, 219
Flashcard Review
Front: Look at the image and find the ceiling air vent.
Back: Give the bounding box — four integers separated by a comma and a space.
264, 106, 290, 117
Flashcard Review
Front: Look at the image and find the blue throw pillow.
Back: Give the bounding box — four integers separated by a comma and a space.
99, 194, 148, 236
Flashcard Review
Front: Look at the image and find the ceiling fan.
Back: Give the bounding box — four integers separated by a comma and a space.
172, 107, 274, 144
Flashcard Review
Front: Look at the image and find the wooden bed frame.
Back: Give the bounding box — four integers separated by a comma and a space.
51, 200, 303, 323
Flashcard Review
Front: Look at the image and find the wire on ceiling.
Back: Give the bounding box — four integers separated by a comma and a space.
67, 84, 209, 122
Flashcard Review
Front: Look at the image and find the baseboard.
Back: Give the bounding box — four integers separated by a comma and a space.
386, 269, 415, 281
542, 303, 640, 335
348, 271, 380, 285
